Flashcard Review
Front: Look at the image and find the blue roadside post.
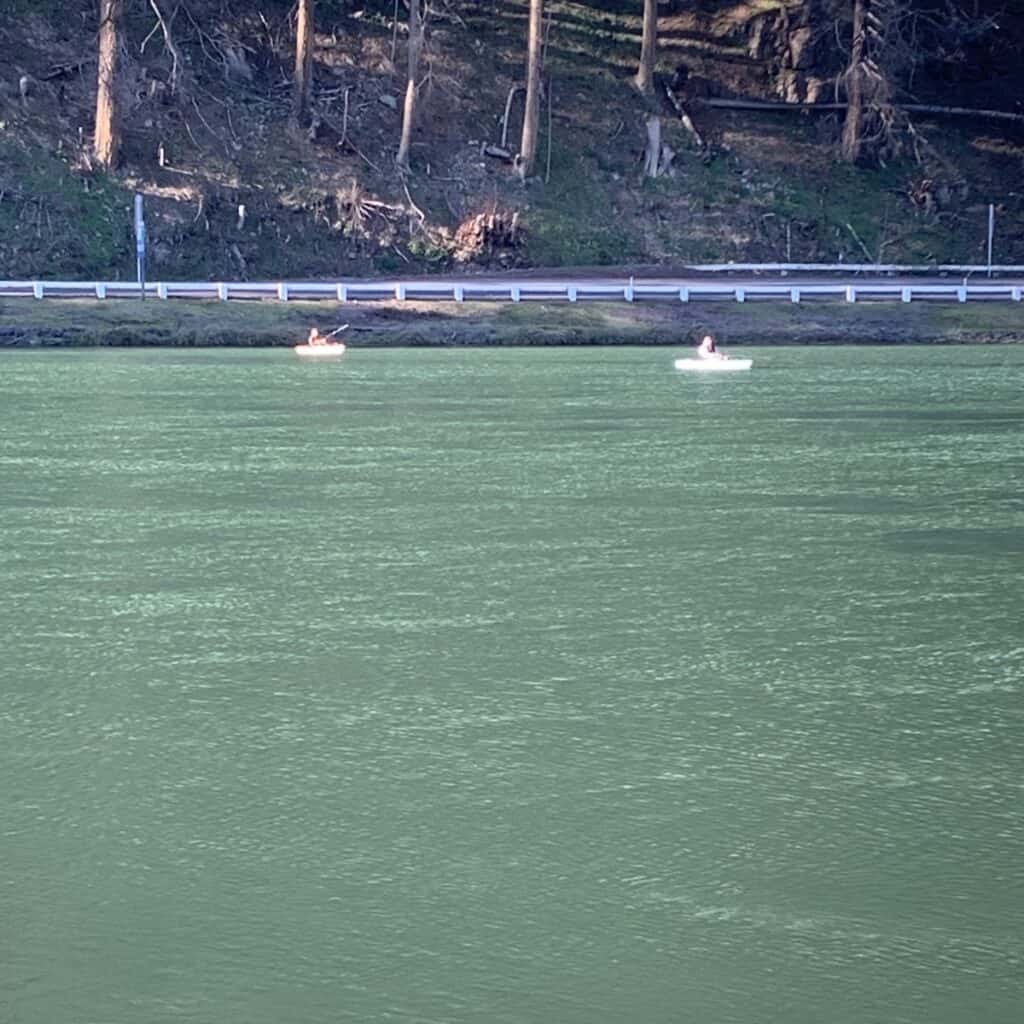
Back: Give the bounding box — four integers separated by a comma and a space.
987, 203, 995, 278
135, 193, 146, 300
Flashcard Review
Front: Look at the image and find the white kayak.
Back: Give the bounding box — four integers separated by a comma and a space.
294, 343, 347, 358
674, 357, 752, 372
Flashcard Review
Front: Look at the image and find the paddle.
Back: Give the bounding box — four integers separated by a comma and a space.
323, 324, 349, 339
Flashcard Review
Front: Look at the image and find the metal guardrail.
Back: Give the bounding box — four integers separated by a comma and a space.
675, 262, 1024, 274
1, 278, 1022, 304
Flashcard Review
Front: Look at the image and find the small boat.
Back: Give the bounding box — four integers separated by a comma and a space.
294, 342, 347, 358
674, 357, 752, 372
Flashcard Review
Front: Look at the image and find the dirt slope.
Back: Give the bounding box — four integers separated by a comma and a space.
1, 1, 1023, 281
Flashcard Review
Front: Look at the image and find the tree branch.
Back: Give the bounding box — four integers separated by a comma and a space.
147, 0, 183, 96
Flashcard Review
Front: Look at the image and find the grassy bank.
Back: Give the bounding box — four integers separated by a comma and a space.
1, 298, 1022, 348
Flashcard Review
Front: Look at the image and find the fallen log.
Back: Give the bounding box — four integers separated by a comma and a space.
661, 80, 706, 150
704, 97, 1024, 124
482, 144, 514, 162
41, 60, 86, 82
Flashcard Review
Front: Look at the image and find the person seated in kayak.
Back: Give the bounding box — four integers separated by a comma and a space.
696, 334, 725, 360
307, 327, 328, 346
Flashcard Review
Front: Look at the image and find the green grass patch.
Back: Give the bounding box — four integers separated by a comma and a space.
0, 298, 328, 347
4, 296, 1021, 348
525, 142, 643, 267
933, 303, 1024, 332
0, 139, 130, 278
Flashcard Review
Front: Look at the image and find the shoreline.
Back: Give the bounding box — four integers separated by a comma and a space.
1, 298, 1022, 347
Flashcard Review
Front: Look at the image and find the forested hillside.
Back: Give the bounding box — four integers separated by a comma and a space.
2, 1, 1023, 279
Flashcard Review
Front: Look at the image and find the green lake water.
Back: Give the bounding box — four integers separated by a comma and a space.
2, 345, 1022, 1023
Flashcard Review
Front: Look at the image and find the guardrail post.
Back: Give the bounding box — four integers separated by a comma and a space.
455, 286, 464, 303
568, 286, 577, 303
33, 281, 43, 299
845, 286, 856, 303
957, 286, 967, 303
395, 284, 405, 301
735, 288, 745, 303
510, 286, 520, 302
901, 287, 912, 303
678, 287, 689, 303
157, 282, 168, 299
790, 288, 800, 304
1013, 287, 1021, 302
95, 284, 107, 299
278, 283, 288, 301
217, 283, 228, 301
624, 284, 635, 302
336, 284, 348, 302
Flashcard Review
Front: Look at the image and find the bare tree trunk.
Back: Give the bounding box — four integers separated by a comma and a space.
94, 0, 122, 170
642, 114, 661, 177
840, 0, 866, 163
840, 0, 897, 164
516, 0, 544, 180
291, 0, 314, 128
634, 0, 658, 96
396, 0, 424, 170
